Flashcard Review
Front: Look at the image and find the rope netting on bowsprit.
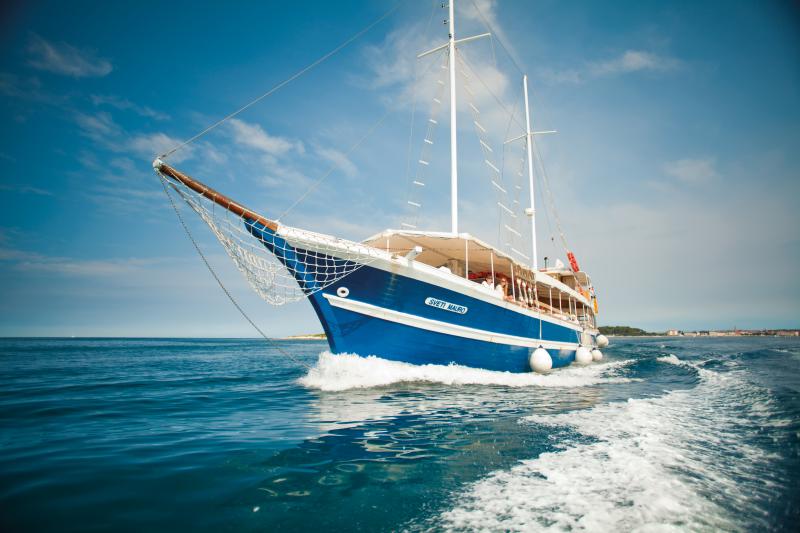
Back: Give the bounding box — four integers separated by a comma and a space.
157, 172, 386, 306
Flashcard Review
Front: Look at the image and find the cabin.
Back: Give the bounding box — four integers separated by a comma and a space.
363, 229, 597, 329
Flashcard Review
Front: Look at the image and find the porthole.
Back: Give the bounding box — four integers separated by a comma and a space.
337, 286, 350, 298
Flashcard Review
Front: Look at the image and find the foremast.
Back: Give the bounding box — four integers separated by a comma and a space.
418, 0, 489, 235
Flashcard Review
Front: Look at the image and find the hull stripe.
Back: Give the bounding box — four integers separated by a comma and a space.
323, 294, 579, 350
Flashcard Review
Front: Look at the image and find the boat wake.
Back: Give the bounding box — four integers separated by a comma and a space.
436, 354, 792, 532
298, 351, 632, 392
656, 353, 683, 365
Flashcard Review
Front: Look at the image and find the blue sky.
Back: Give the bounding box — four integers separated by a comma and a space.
0, 0, 798, 336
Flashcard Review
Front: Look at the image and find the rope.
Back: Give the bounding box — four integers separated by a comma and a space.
400, 0, 438, 229
159, 1, 403, 160
455, 50, 514, 255
401, 48, 421, 227
454, 13, 570, 259
159, 175, 312, 370
500, 90, 521, 248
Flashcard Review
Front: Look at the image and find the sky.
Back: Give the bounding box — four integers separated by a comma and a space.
0, 0, 798, 337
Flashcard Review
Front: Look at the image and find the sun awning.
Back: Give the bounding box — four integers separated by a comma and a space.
362, 229, 591, 306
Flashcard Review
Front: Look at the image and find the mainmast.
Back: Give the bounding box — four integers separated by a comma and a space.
448, 0, 459, 235
520, 75, 556, 271
523, 75, 537, 271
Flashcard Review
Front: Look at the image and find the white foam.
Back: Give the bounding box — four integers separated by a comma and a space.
771, 347, 798, 354
437, 360, 786, 532
772, 347, 800, 360
656, 353, 682, 365
298, 352, 633, 392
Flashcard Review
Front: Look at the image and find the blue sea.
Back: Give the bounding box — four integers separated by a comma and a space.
0, 337, 798, 531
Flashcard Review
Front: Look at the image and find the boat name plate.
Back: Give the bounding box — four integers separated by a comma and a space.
424, 297, 468, 315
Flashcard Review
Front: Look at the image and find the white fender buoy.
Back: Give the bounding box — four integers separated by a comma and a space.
596, 335, 609, 348
530, 347, 552, 373
575, 346, 592, 365
591, 349, 603, 361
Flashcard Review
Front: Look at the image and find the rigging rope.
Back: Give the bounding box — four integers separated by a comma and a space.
159, 176, 312, 370
400, 0, 441, 230
451, 16, 568, 258
401, 41, 422, 227
456, 50, 517, 258
159, 1, 403, 160
402, 52, 448, 230
458, 49, 574, 272
453, 22, 576, 280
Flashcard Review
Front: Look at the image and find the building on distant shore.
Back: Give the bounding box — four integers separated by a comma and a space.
683, 329, 799, 337
601, 326, 799, 338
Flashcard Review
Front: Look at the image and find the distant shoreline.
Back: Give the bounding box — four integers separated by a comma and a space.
600, 325, 800, 338
282, 333, 327, 341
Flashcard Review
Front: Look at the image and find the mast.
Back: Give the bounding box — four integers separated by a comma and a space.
417, 1, 489, 235
523, 74, 538, 271
448, 0, 459, 235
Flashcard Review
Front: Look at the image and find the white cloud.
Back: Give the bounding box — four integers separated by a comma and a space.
590, 50, 680, 76
74, 111, 120, 144
540, 50, 681, 85
663, 157, 718, 184
0, 71, 72, 108
363, 6, 518, 141
109, 157, 136, 172
27, 34, 112, 78
362, 21, 442, 93
362, 15, 511, 114
460, 0, 523, 69
0, 72, 42, 98
460, 0, 499, 25
129, 132, 192, 163
73, 109, 192, 163
316, 147, 358, 178
86, 183, 168, 215
539, 68, 582, 85
199, 141, 228, 165
0, 184, 52, 196
228, 118, 301, 156
0, 246, 153, 276
360, 14, 453, 111
90, 94, 169, 121
256, 154, 311, 192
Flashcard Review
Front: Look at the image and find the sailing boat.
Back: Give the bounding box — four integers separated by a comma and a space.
154, 0, 608, 373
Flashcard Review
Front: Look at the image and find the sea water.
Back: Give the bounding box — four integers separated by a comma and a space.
0, 337, 797, 531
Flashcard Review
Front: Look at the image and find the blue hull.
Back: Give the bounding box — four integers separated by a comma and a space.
311, 295, 578, 372
248, 221, 587, 372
